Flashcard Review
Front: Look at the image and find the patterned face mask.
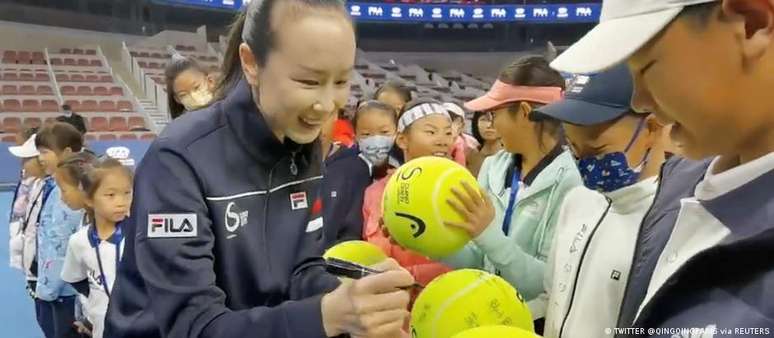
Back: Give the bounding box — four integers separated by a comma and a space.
358, 135, 395, 166
576, 119, 650, 193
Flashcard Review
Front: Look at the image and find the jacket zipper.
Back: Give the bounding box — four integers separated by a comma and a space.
558, 198, 613, 338
614, 164, 667, 331
289, 151, 298, 176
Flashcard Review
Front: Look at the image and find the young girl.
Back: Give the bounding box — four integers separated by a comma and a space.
8, 127, 42, 271
466, 111, 503, 177
362, 98, 453, 288
60, 152, 133, 338
165, 54, 215, 119
444, 102, 480, 167
440, 56, 582, 323
35, 122, 86, 338
353, 100, 399, 178
374, 81, 412, 114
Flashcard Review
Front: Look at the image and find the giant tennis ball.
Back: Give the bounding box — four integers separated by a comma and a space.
323, 240, 387, 267
382, 156, 476, 259
410, 269, 534, 338
451, 326, 539, 338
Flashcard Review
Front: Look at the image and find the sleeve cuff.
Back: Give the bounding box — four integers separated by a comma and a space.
284, 295, 330, 338
472, 221, 510, 254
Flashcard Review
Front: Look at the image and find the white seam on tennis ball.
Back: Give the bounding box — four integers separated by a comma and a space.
431, 273, 495, 338
432, 166, 466, 233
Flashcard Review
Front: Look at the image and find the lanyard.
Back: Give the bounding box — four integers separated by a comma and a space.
502, 169, 521, 235
92, 226, 123, 298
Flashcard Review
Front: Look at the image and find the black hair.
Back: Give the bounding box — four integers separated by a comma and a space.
165, 55, 209, 119
216, 0, 351, 99
19, 126, 38, 142
57, 152, 133, 225
680, 2, 720, 27
498, 55, 565, 152
374, 81, 412, 104
61, 104, 71, 111
35, 122, 83, 153
352, 100, 397, 130
471, 111, 489, 149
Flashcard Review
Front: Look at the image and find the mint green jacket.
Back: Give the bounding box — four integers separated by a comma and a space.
442, 149, 582, 313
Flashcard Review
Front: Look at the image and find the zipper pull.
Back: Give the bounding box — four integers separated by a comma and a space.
290, 152, 298, 176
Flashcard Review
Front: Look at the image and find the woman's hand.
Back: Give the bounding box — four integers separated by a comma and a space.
444, 181, 495, 238
321, 259, 414, 338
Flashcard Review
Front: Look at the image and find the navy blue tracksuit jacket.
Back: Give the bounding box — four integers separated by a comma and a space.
105, 80, 340, 338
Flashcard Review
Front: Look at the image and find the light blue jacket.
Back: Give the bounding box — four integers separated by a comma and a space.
442, 149, 582, 308
36, 183, 83, 301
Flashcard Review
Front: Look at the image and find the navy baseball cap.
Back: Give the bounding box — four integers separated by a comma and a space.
536, 63, 633, 126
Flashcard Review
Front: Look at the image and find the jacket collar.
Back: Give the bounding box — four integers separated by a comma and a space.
700, 168, 774, 242
485, 149, 576, 202
223, 79, 319, 169
605, 176, 659, 214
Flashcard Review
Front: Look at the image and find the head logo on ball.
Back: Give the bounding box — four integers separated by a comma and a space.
395, 212, 426, 238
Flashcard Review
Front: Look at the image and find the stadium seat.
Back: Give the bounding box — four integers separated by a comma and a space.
138, 61, 148, 68
2, 73, 18, 81
60, 48, 72, 54
117, 100, 133, 111
19, 85, 35, 95
64, 58, 77, 66
119, 133, 138, 140
149, 62, 159, 69
22, 99, 40, 112
93, 86, 109, 96
129, 51, 139, 57
77, 86, 92, 96
140, 133, 156, 140
56, 74, 68, 82
32, 52, 45, 64
61, 86, 76, 95
24, 118, 42, 129
50, 58, 63, 65
70, 74, 85, 82
1, 135, 16, 142
3, 118, 21, 133
90, 60, 102, 67
139, 52, 149, 57
85, 134, 96, 141
86, 50, 97, 55
78, 59, 90, 66
64, 100, 80, 111
109, 87, 124, 96
109, 117, 128, 132
90, 117, 108, 132
73, 48, 84, 55
17, 51, 31, 64
19, 73, 34, 81
98, 134, 117, 141
41, 100, 59, 112
2, 50, 15, 63
128, 116, 146, 130
38, 86, 53, 95
99, 100, 117, 112
86, 75, 100, 82
3, 100, 22, 112
81, 100, 98, 112
35, 73, 49, 81
2, 85, 17, 95
151, 53, 162, 59
100, 75, 113, 83
43, 117, 56, 125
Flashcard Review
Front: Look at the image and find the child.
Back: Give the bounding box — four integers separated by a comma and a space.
165, 54, 215, 119
551, 0, 774, 333
353, 100, 399, 177
466, 111, 502, 177
374, 81, 412, 114
444, 102, 480, 167
8, 128, 41, 270
441, 56, 582, 322
533, 65, 667, 338
35, 122, 86, 338
60, 152, 133, 338
362, 98, 453, 288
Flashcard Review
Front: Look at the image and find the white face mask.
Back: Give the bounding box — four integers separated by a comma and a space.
358, 135, 395, 166
180, 87, 213, 111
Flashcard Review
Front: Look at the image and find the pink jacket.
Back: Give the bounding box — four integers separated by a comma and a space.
362, 174, 451, 287
451, 134, 480, 166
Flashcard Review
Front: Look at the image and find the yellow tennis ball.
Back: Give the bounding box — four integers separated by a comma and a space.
410, 269, 534, 338
322, 240, 387, 267
451, 326, 539, 338
382, 156, 476, 259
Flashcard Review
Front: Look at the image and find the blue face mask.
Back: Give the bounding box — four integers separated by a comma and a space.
576, 119, 650, 193
358, 135, 394, 166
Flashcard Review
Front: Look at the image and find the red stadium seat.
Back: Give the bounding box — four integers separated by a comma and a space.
78, 59, 90, 66
64, 100, 80, 111
128, 116, 146, 130
77, 86, 92, 96
2, 85, 17, 95
19, 73, 34, 81
41, 100, 59, 112
60, 48, 72, 54
22, 100, 40, 112
117, 100, 133, 111
86, 75, 100, 82
99, 100, 117, 112
129, 51, 139, 57
24, 118, 42, 129
93, 87, 109, 96
3, 100, 22, 112
17, 51, 31, 64
139, 52, 149, 57
100, 75, 113, 83
35, 73, 49, 81
61, 86, 76, 95
109, 117, 128, 131
98, 133, 117, 141
138, 61, 148, 68
50, 58, 63, 65
81, 100, 98, 112
90, 117, 108, 132
1, 135, 17, 142
85, 134, 96, 141
56, 74, 69, 82
85, 50, 97, 55
90, 60, 102, 67
2, 51, 16, 64
64, 58, 77, 66
119, 133, 138, 140
2, 73, 17, 81
109, 87, 123, 96
19, 85, 35, 95
38, 86, 53, 95
44, 117, 57, 125
32, 52, 45, 63
140, 133, 156, 140
73, 49, 84, 55
3, 118, 21, 133
70, 74, 85, 82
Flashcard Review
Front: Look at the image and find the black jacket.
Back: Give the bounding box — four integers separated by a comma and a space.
105, 80, 340, 338
321, 145, 372, 249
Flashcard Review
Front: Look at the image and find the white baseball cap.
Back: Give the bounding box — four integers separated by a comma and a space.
8, 134, 39, 158
551, 0, 718, 74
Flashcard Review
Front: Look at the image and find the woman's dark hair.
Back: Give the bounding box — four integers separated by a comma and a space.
471, 111, 490, 149
57, 152, 133, 225
216, 0, 351, 100
498, 56, 566, 152
35, 122, 83, 153
680, 2, 719, 27
165, 55, 208, 119
353, 100, 397, 130
17, 126, 39, 143
374, 81, 412, 104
